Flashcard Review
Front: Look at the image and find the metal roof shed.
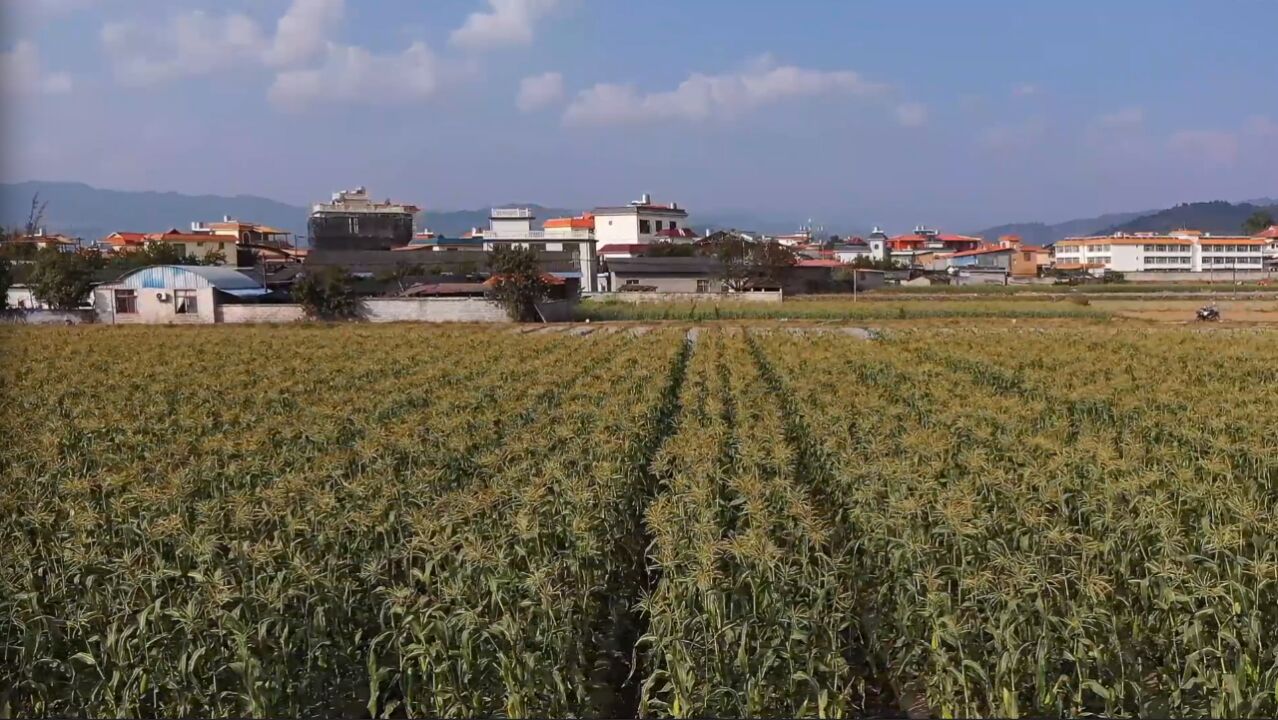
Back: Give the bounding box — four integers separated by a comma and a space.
109, 265, 269, 297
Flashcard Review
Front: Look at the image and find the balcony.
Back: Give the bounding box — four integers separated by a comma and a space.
484, 229, 594, 240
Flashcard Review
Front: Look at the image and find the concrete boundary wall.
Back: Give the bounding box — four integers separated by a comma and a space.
584, 291, 783, 304
1, 309, 97, 325
1121, 271, 1270, 283
217, 298, 576, 324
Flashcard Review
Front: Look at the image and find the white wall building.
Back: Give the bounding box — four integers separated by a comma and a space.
1053, 231, 1266, 274
865, 228, 889, 262
592, 193, 690, 246
479, 207, 600, 291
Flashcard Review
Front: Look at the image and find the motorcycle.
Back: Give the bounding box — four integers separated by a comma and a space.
1196, 305, 1220, 322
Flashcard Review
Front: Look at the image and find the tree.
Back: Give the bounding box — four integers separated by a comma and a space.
292, 266, 360, 320
107, 242, 201, 271
642, 242, 697, 257
752, 240, 798, 285
377, 261, 425, 294
1243, 210, 1275, 235
199, 249, 227, 266
486, 245, 550, 322
24, 193, 47, 238
0, 256, 11, 310
700, 233, 796, 291
28, 247, 97, 310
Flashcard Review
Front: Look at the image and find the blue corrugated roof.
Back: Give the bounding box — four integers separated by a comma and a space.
113, 265, 265, 291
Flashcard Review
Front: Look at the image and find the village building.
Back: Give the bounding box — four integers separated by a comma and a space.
93, 265, 270, 324
1053, 229, 1266, 274
309, 187, 419, 251
592, 194, 690, 247
888, 226, 983, 266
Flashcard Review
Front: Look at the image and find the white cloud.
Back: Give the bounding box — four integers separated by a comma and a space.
101, 0, 345, 86
979, 118, 1048, 152
267, 0, 345, 68
101, 11, 267, 86
1245, 115, 1278, 138
1094, 106, 1144, 130
563, 56, 890, 126
1168, 130, 1238, 168
894, 102, 927, 128
269, 42, 442, 110
1, 40, 73, 96
1012, 83, 1038, 97
517, 71, 564, 112
451, 0, 562, 49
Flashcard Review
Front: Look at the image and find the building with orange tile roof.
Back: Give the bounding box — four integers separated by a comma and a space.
1053, 230, 1265, 274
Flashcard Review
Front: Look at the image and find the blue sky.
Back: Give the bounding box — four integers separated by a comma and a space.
2, 0, 1275, 231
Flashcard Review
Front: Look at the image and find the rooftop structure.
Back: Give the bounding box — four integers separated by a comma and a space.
309, 186, 419, 251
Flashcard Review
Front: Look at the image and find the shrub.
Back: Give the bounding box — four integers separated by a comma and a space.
292, 266, 360, 320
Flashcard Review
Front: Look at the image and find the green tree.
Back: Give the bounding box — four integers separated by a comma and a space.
1243, 210, 1274, 235
700, 234, 797, 291
28, 247, 97, 310
292, 266, 360, 320
486, 246, 550, 322
107, 242, 201, 271
199, 249, 227, 266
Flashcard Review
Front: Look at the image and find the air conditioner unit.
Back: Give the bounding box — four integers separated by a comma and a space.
156, 292, 170, 301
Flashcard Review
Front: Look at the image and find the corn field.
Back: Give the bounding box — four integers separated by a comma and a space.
4, 323, 1278, 717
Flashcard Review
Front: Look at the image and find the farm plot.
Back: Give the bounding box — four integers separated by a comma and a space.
0, 325, 686, 717
5, 323, 1278, 717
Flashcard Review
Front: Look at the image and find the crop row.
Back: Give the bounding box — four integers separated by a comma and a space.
6, 324, 1278, 717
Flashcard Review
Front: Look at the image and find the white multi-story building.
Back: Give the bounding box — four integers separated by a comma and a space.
476, 207, 600, 291
1053, 230, 1266, 274
592, 193, 690, 246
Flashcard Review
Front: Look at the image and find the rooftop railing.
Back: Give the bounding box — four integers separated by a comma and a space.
490, 208, 534, 219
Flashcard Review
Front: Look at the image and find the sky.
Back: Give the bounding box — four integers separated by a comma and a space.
2, 0, 1276, 232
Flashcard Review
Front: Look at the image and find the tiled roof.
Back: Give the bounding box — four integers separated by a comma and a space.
544, 213, 594, 230
655, 227, 698, 239
483, 272, 565, 287
597, 243, 650, 254
147, 231, 233, 244
948, 246, 1013, 258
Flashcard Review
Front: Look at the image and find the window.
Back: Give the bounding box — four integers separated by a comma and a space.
114, 289, 137, 314
625, 278, 640, 285
670, 221, 678, 231
175, 289, 198, 314
1022, 252, 1033, 261
655, 221, 664, 231
696, 279, 711, 292
639, 219, 651, 234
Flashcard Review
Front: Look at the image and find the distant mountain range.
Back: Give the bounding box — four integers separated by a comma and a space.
1, 181, 309, 244
0, 181, 816, 242
4, 180, 1274, 248
972, 200, 1278, 245
970, 211, 1153, 247
1101, 200, 1277, 236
